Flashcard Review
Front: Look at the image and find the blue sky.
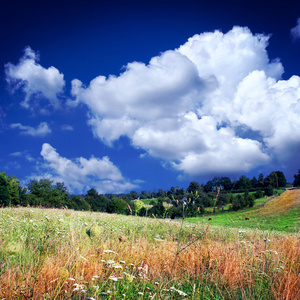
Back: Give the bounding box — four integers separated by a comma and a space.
1, 0, 300, 194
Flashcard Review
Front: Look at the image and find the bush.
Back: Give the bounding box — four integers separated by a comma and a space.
265, 185, 274, 197
167, 206, 183, 219
254, 190, 264, 199
107, 197, 128, 214
246, 194, 255, 207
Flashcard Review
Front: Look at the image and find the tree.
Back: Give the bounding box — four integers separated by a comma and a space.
129, 190, 140, 200
293, 170, 300, 187
258, 173, 264, 187
265, 171, 286, 188
251, 176, 258, 189
27, 178, 69, 208
187, 181, 201, 194
276, 171, 287, 187
264, 185, 274, 196
85, 188, 108, 212
216, 193, 229, 207
148, 198, 165, 217
0, 172, 11, 206
220, 177, 232, 191
246, 194, 255, 207
237, 175, 252, 190
69, 195, 90, 211
107, 197, 128, 214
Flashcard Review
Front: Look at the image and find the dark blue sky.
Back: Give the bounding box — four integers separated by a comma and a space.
1, 0, 300, 194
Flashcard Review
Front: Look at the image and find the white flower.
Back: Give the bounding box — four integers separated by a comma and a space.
170, 287, 187, 296
109, 276, 118, 282
104, 250, 116, 254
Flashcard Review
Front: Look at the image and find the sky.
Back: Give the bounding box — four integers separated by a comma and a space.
1, 0, 300, 194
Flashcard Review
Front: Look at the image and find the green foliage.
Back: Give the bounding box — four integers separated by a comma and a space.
7, 175, 20, 205
246, 193, 255, 207
0, 172, 11, 206
84, 188, 108, 212
132, 199, 144, 215
27, 179, 69, 208
264, 185, 274, 197
107, 197, 128, 214
216, 193, 229, 207
187, 181, 201, 193
254, 190, 264, 199
265, 171, 286, 188
148, 198, 165, 217
69, 195, 90, 211
293, 170, 300, 187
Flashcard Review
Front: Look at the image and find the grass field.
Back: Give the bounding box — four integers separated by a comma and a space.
0, 190, 299, 299
187, 189, 300, 233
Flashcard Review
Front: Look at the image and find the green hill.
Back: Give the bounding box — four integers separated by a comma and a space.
186, 189, 300, 233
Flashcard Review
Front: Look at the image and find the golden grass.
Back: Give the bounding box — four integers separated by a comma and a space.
0, 207, 299, 299
260, 189, 300, 216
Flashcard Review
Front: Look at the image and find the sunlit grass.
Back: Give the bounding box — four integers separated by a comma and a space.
187, 190, 300, 233
0, 204, 299, 299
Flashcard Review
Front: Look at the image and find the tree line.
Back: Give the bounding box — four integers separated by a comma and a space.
0, 170, 299, 218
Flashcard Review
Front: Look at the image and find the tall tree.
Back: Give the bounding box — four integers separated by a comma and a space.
27, 178, 69, 207
187, 181, 201, 194
293, 170, 300, 187
85, 188, 108, 212
0, 172, 11, 206
265, 171, 286, 188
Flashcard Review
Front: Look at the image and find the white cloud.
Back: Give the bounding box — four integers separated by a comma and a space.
10, 151, 35, 162
69, 26, 299, 177
39, 143, 137, 194
5, 47, 65, 110
291, 18, 300, 39
61, 124, 74, 131
11, 122, 51, 137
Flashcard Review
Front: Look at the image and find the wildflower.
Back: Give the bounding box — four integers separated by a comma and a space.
109, 275, 118, 282
170, 287, 187, 296
113, 264, 123, 269
107, 260, 116, 265
104, 250, 116, 254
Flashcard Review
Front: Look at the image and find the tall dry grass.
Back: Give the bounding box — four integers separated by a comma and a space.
0, 207, 299, 299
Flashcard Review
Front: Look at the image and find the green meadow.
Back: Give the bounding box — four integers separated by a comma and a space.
0, 190, 299, 299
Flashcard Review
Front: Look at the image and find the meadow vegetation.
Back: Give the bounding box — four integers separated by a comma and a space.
0, 190, 299, 299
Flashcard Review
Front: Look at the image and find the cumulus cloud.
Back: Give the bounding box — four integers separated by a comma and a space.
69, 26, 299, 178
5, 47, 65, 110
291, 18, 300, 39
11, 122, 51, 137
39, 143, 137, 194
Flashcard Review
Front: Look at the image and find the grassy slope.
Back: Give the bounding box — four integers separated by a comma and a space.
186, 189, 300, 233
0, 201, 299, 299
